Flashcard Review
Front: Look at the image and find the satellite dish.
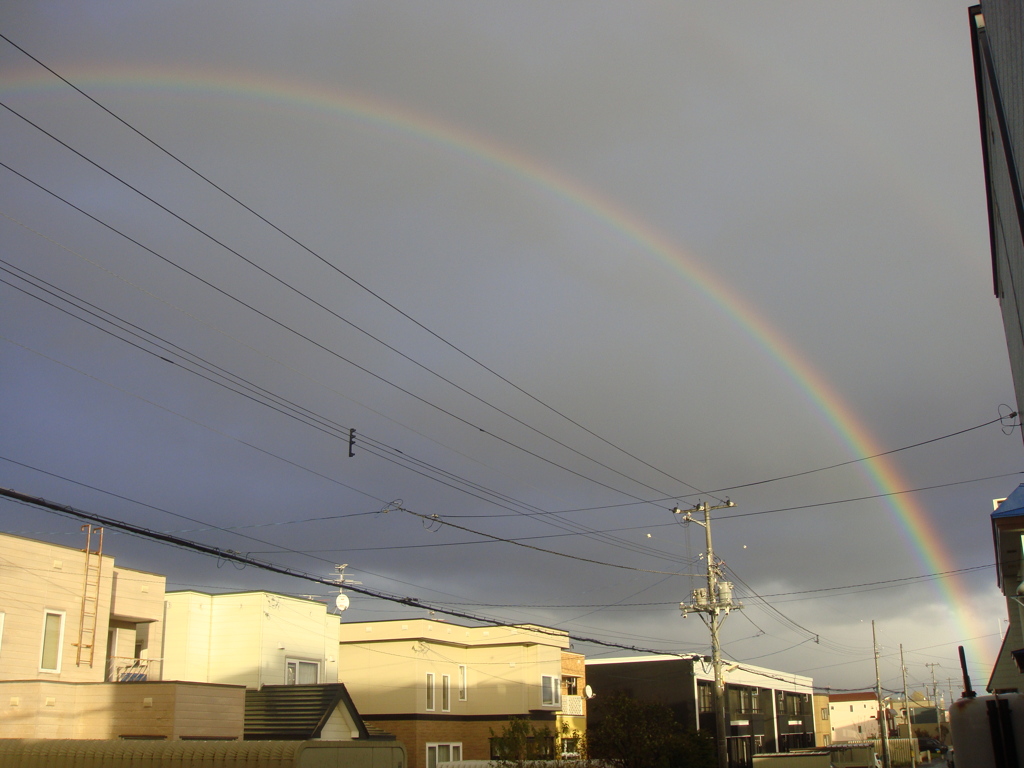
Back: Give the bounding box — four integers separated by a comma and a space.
584, 685, 595, 700
335, 593, 351, 612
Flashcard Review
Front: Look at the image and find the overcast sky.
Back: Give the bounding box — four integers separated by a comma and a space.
1, 1, 1020, 697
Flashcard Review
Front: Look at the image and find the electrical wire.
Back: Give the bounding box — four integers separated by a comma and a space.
0, 486, 700, 659
0, 31, 716, 502
1, 250, 703, 563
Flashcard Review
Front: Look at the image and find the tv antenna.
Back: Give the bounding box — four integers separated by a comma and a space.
334, 564, 362, 614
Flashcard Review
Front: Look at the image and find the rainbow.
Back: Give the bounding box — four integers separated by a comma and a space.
2, 63, 994, 669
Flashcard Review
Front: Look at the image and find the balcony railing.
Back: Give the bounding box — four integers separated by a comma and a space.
561, 694, 584, 716
107, 656, 161, 682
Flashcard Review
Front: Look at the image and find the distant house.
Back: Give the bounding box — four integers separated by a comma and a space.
828, 692, 880, 741
812, 693, 831, 746
162, 590, 341, 688
0, 530, 243, 740
585, 655, 814, 766
336, 619, 575, 768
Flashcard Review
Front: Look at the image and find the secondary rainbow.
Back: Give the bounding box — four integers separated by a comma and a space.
3, 64, 992, 666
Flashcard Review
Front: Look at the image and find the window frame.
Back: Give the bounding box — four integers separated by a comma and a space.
564, 675, 578, 696
426, 742, 461, 768
458, 664, 468, 701
426, 672, 435, 711
39, 609, 66, 673
541, 674, 561, 707
285, 658, 320, 685
442, 673, 451, 711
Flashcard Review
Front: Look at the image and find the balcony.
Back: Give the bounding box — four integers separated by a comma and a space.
561, 694, 583, 716
107, 656, 161, 682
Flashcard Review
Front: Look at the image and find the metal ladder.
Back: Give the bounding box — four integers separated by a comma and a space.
74, 525, 104, 667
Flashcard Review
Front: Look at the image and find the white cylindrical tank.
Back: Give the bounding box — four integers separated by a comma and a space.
949, 693, 1024, 767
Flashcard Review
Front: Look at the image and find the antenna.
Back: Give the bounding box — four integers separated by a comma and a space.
334, 564, 362, 614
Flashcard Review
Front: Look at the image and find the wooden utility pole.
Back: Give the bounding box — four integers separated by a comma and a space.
677, 501, 740, 768
901, 644, 916, 768
873, 621, 891, 768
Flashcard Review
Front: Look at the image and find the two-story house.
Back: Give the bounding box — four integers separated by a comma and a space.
0, 529, 243, 739
828, 692, 881, 741
337, 618, 574, 768
162, 590, 341, 689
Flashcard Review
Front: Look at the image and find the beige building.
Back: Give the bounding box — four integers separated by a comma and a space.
337, 619, 574, 768
828, 692, 880, 741
0, 529, 248, 740
812, 693, 831, 746
0, 529, 165, 684
162, 590, 341, 689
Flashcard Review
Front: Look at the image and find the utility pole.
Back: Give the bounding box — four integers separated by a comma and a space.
901, 644, 916, 768
925, 662, 942, 739
677, 500, 740, 768
873, 621, 891, 768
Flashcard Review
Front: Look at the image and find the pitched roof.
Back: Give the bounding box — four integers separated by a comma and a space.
993, 484, 1024, 519
244, 684, 395, 741
828, 692, 878, 703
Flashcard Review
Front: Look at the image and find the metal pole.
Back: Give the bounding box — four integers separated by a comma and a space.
873, 621, 891, 768
901, 644, 916, 768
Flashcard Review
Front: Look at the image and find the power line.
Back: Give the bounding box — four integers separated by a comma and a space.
0, 97, 700, 511
0, 486, 698, 659
0, 249, 693, 562
0, 31, 715, 503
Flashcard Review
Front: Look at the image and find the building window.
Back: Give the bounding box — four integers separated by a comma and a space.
458, 665, 467, 701
698, 681, 713, 713
442, 674, 451, 711
40, 610, 65, 673
821, 707, 828, 720
561, 737, 580, 758
564, 676, 579, 696
427, 742, 461, 768
426, 672, 435, 711
850, 705, 854, 712
542, 675, 560, 706
285, 659, 319, 685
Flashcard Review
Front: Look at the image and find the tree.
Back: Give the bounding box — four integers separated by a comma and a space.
587, 691, 714, 768
490, 717, 557, 765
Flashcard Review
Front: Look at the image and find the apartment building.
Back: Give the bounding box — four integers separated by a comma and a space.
337, 619, 573, 768
0, 529, 244, 740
